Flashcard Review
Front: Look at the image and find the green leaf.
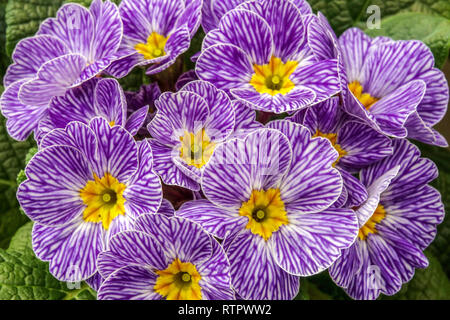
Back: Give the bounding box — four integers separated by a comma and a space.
308, 0, 418, 36
365, 12, 450, 68
404, 0, 450, 20
0, 223, 97, 300
5, 0, 64, 56
0, 0, 11, 82
383, 251, 450, 300
183, 28, 205, 72
0, 115, 35, 248
309, 0, 450, 36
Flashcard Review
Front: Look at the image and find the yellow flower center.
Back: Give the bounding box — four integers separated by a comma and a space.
313, 130, 347, 166
358, 204, 386, 240
79, 173, 127, 230
239, 189, 289, 241
179, 129, 216, 169
135, 32, 169, 60
154, 258, 202, 300
348, 81, 379, 110
249, 56, 298, 96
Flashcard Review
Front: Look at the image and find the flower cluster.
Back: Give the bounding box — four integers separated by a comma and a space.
0, 0, 447, 300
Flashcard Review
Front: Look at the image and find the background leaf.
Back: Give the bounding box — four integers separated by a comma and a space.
309, 0, 450, 36
365, 12, 450, 68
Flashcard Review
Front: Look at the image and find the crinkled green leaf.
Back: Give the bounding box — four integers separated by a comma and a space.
0, 0, 11, 83
0, 222, 96, 300
384, 251, 450, 300
365, 12, 450, 68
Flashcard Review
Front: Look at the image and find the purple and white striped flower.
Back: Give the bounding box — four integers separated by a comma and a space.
1, 0, 124, 138
107, 0, 202, 78
147, 80, 262, 191
17, 117, 162, 282
329, 139, 445, 300
177, 124, 359, 299
35, 78, 149, 144
97, 214, 234, 300
311, 21, 449, 146
196, 0, 340, 113
289, 96, 393, 208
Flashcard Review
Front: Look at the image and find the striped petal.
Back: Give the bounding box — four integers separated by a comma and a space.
18, 146, 90, 226
180, 80, 235, 142
32, 217, 104, 282
271, 207, 358, 276
148, 139, 200, 191
267, 120, 342, 213
38, 3, 94, 58
89, 117, 138, 182
202, 129, 292, 210
197, 238, 235, 300
226, 229, 300, 300
134, 214, 213, 265
356, 166, 400, 227
123, 140, 162, 218
196, 43, 253, 92
217, 9, 273, 64
0, 80, 47, 141
4, 35, 69, 87
337, 121, 393, 171
98, 265, 159, 300
19, 54, 88, 107
177, 199, 247, 239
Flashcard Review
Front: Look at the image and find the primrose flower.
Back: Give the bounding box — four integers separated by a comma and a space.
1, 0, 123, 141
35, 78, 149, 144
311, 21, 449, 146
290, 96, 393, 208
147, 80, 262, 191
3, 0, 123, 111
177, 124, 358, 299
17, 117, 162, 281
196, 0, 340, 113
329, 139, 445, 300
97, 214, 234, 300
107, 0, 202, 78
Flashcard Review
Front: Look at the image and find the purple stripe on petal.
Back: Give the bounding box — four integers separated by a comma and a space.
134, 214, 213, 265
4, 35, 69, 87
18, 146, 90, 226
356, 166, 399, 227
202, 129, 292, 210
98, 265, 159, 300
148, 139, 200, 191
32, 217, 104, 282
177, 199, 247, 239
267, 120, 342, 213
0, 80, 47, 141
124, 140, 162, 217
271, 207, 358, 276
89, 117, 138, 181
197, 238, 235, 300
19, 54, 88, 107
226, 229, 299, 300
196, 43, 253, 92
